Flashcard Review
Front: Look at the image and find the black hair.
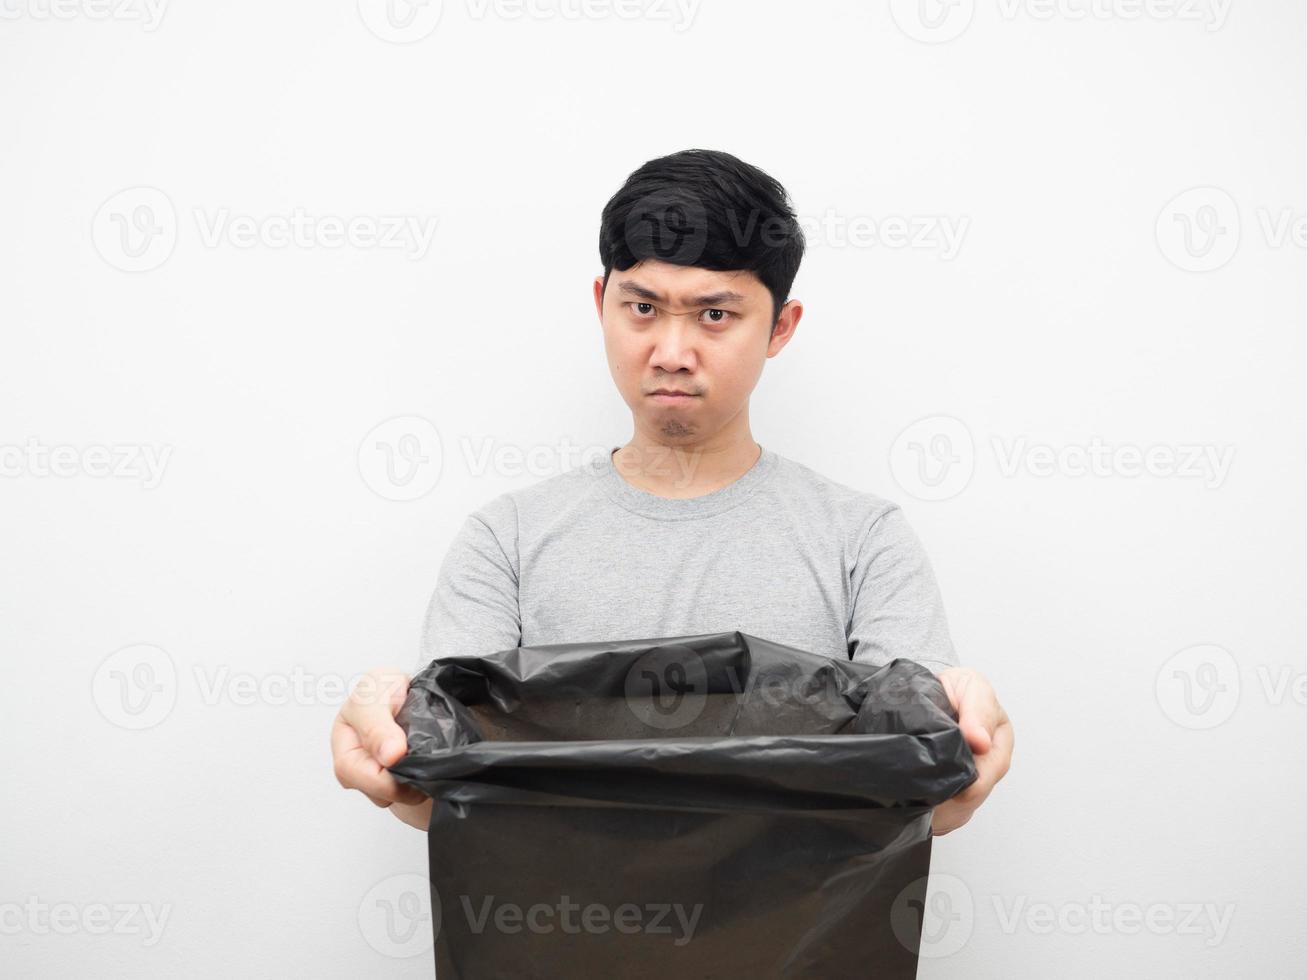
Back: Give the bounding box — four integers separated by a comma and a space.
598, 149, 805, 333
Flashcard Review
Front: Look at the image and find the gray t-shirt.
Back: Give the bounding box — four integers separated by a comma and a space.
418, 444, 959, 674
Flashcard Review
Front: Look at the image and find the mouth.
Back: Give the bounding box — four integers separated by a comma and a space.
648, 390, 700, 403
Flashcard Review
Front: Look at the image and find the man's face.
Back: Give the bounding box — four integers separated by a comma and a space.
592, 258, 800, 447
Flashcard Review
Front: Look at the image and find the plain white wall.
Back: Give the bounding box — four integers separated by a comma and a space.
2, 0, 1304, 976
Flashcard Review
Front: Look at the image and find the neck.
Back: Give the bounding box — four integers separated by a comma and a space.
612, 415, 761, 499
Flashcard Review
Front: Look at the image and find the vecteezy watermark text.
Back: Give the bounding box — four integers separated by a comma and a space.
357, 421, 725, 502
192, 208, 438, 259
355, 0, 702, 42
889, 416, 1235, 501
991, 895, 1234, 947
0, 0, 169, 30
460, 895, 703, 946
622, 642, 925, 732
92, 187, 439, 272
0, 898, 172, 946
90, 643, 406, 730
790, 210, 969, 260
895, 873, 1235, 958
994, 0, 1231, 31
0, 439, 172, 489
890, 0, 1231, 44
991, 437, 1234, 489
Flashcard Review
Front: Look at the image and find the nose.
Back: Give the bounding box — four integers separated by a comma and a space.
648, 314, 698, 375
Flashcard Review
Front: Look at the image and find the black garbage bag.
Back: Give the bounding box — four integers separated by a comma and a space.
389, 630, 977, 980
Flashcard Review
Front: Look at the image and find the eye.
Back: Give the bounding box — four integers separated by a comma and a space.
702, 309, 734, 324
630, 302, 656, 318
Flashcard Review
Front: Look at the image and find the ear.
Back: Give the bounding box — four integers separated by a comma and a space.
766, 299, 803, 358
593, 275, 606, 324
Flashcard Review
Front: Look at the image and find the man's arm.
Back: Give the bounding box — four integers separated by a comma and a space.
845, 505, 1013, 835
415, 506, 522, 675
847, 505, 958, 672
332, 502, 523, 829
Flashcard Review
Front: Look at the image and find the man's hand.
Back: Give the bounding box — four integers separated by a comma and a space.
931, 666, 1014, 836
331, 668, 428, 816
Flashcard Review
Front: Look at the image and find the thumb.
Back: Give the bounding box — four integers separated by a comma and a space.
377, 733, 409, 766
942, 668, 995, 755
962, 718, 992, 755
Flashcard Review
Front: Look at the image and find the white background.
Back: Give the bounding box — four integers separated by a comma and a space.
2, 0, 1304, 976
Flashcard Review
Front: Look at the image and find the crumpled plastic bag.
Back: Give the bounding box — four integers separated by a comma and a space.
390, 630, 976, 979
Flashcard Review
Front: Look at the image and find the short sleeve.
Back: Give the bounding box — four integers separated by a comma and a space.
846, 505, 958, 673
416, 502, 522, 673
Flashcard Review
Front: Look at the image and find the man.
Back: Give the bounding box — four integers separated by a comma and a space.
331, 148, 1013, 835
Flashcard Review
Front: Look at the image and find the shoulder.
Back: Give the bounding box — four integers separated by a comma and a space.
769, 450, 905, 541
463, 453, 607, 535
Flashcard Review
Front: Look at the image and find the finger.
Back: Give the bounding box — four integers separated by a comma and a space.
392, 798, 435, 831
964, 714, 1014, 798
331, 715, 425, 805
977, 713, 1014, 783
357, 712, 409, 768
343, 670, 412, 766
933, 712, 1013, 835
342, 744, 425, 805
950, 672, 1001, 755
931, 798, 971, 836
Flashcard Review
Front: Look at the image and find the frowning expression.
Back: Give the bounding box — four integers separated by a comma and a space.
593, 258, 799, 443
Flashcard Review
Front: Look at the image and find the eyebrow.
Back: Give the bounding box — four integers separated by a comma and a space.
616, 281, 748, 307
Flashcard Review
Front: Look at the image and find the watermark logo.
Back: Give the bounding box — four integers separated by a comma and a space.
358, 874, 439, 957
357, 0, 444, 41
91, 644, 177, 730
889, 416, 976, 502
623, 644, 709, 731
891, 872, 975, 958
624, 189, 710, 268
1156, 187, 1241, 272
92, 187, 177, 273
1159, 186, 1307, 271
358, 416, 444, 502
1155, 644, 1240, 729
890, 0, 975, 43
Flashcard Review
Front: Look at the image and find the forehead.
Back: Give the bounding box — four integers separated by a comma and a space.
613, 260, 764, 306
